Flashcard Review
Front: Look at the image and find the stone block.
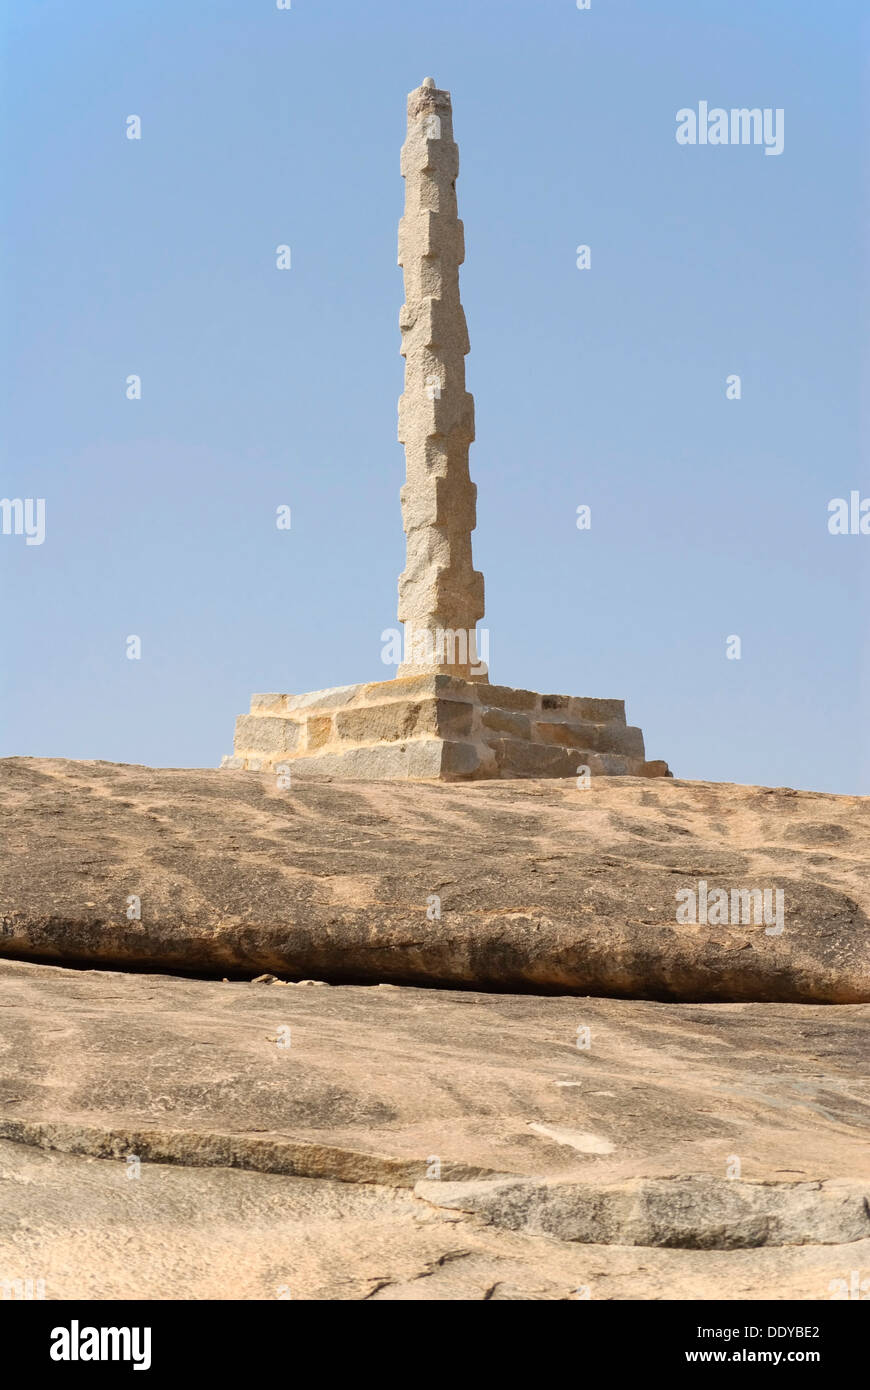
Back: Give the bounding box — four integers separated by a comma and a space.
490, 739, 582, 780
439, 741, 481, 779
435, 699, 475, 738
336, 697, 474, 745
234, 715, 301, 757
284, 684, 367, 714
541, 693, 572, 712
606, 725, 646, 759
533, 719, 599, 748
478, 683, 538, 712
585, 753, 635, 777
570, 698, 626, 725
532, 720, 645, 759
641, 760, 673, 779
289, 738, 444, 781
482, 708, 531, 740
335, 700, 428, 744
407, 739, 451, 778
305, 716, 333, 752
366, 673, 474, 704
249, 694, 288, 715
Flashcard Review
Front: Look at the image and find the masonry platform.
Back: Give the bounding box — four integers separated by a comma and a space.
221, 674, 671, 781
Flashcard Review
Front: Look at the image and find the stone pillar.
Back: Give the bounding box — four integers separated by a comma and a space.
396, 78, 486, 680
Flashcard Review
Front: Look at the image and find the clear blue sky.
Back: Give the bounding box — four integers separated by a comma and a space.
2, 0, 867, 793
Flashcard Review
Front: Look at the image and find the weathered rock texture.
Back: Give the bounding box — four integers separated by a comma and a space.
6, 1137, 868, 1301
1, 757, 868, 1002
0, 958, 867, 1298
396, 78, 484, 680
223, 673, 669, 780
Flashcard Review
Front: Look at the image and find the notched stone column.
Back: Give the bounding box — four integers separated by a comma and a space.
220, 78, 671, 783
396, 77, 486, 680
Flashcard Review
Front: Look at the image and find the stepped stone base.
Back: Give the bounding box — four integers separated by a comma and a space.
221, 675, 671, 782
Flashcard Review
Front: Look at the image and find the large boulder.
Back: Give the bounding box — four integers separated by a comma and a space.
0, 758, 868, 1002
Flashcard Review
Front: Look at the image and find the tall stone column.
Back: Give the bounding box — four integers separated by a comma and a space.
223, 76, 670, 783
396, 78, 486, 680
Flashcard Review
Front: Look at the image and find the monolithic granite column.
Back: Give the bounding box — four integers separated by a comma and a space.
396, 78, 486, 680
221, 78, 671, 782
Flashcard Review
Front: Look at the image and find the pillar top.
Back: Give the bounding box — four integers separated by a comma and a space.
408, 78, 451, 116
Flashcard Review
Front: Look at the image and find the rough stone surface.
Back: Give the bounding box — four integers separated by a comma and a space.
4, 1138, 867, 1301
1, 757, 868, 1002
417, 1177, 870, 1250
0, 958, 866, 1299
